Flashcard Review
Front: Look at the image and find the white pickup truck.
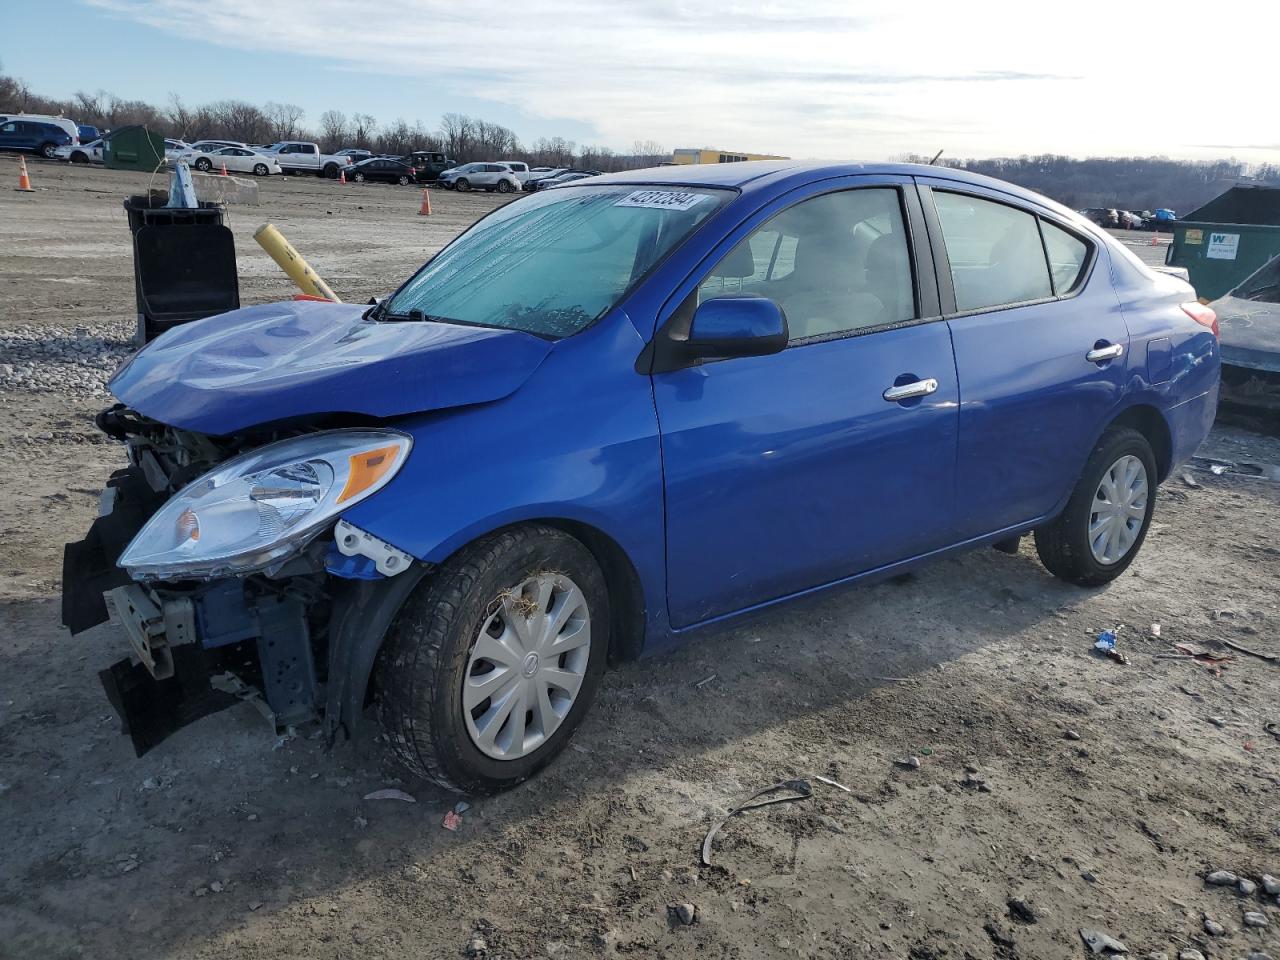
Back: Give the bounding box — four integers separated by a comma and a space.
261, 141, 351, 178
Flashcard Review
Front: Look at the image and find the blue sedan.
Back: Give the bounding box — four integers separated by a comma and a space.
66, 161, 1220, 793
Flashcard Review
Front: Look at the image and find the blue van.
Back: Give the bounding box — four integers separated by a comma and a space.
0, 118, 73, 158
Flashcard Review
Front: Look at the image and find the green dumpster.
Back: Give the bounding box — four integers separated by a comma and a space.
1166, 185, 1280, 301
103, 125, 166, 172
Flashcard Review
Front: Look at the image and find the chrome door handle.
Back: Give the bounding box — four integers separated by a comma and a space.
882, 378, 939, 402
1086, 343, 1124, 362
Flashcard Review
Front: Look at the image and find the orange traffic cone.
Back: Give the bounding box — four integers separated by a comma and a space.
220, 161, 228, 176
418, 188, 432, 216
1150, 232, 1159, 246
339, 168, 347, 185
15, 156, 34, 192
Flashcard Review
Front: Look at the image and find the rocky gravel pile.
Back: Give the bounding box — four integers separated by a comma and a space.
0, 322, 134, 397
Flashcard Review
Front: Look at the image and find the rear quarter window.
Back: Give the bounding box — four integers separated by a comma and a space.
934, 192, 1053, 312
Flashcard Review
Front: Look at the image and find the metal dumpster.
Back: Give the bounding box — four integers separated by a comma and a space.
1166, 185, 1280, 301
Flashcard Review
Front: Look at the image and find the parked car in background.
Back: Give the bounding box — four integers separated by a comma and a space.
183, 139, 249, 157
60, 138, 105, 164
522, 167, 569, 190
439, 162, 521, 193
405, 150, 455, 182
164, 139, 191, 161
345, 156, 418, 185
528, 170, 601, 191
78, 124, 101, 142
1120, 210, 1145, 230
261, 141, 351, 178
334, 147, 373, 165
183, 145, 281, 176
0, 118, 73, 158
63, 161, 1221, 795
0, 114, 81, 149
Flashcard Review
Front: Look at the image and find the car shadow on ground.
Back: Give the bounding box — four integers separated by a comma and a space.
0, 544, 1085, 956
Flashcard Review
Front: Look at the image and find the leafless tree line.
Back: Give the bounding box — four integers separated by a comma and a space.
0, 69, 669, 171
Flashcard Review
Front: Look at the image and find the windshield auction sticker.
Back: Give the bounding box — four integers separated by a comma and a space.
615, 190, 709, 211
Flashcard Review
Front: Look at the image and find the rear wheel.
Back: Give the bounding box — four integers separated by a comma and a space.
376, 525, 608, 794
195, 157, 212, 172
496, 179, 514, 194
455, 177, 470, 192
1034, 426, 1157, 586
40, 142, 58, 159
323, 164, 339, 179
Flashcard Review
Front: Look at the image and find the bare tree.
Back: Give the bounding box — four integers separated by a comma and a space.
166, 94, 196, 139
352, 112, 378, 147
264, 102, 305, 142
318, 110, 350, 151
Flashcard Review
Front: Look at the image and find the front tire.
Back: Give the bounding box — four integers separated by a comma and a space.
376, 525, 609, 795
397, 174, 410, 185
253, 163, 269, 176
454, 177, 470, 192
1034, 426, 1157, 586
354, 172, 366, 183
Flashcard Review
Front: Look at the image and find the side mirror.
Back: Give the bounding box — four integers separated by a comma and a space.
685, 296, 788, 360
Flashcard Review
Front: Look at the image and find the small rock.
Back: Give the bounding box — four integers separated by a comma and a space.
1177, 951, 1205, 960
895, 756, 921, 770
1239, 878, 1258, 895
818, 815, 846, 835
1263, 874, 1280, 895
194, 886, 209, 897
1208, 716, 1225, 728
1206, 869, 1239, 886
1065, 730, 1082, 741
1082, 870, 1099, 884
669, 902, 698, 925
1007, 897, 1037, 924
1248, 952, 1275, 960
1243, 911, 1268, 927
1203, 916, 1225, 936
248, 901, 263, 911
465, 935, 487, 958
246, 813, 258, 822
209, 880, 224, 893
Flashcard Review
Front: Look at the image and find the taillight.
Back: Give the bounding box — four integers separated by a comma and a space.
1181, 301, 1218, 339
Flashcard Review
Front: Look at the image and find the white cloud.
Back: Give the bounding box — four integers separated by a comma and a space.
87, 0, 1279, 161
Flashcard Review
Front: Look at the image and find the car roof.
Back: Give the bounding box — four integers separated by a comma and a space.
579, 160, 1082, 220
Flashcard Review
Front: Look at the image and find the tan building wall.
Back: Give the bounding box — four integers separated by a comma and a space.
672, 148, 789, 165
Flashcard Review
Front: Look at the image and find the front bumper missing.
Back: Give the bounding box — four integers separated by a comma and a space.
62, 464, 324, 754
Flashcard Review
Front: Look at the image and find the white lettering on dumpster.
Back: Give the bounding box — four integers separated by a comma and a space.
1206, 232, 1240, 260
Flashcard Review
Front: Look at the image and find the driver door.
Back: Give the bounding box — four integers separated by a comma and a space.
652, 180, 960, 628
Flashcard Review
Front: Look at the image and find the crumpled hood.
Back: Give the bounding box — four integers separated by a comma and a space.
109, 300, 554, 434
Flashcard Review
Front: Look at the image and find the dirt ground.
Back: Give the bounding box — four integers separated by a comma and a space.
1, 159, 1278, 960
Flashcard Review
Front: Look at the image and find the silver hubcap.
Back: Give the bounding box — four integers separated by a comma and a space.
463, 572, 590, 760
1089, 454, 1148, 564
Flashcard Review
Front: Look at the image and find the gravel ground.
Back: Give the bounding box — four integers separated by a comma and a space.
1, 159, 1278, 960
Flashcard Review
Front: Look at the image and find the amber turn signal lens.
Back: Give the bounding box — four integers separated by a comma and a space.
337, 445, 403, 504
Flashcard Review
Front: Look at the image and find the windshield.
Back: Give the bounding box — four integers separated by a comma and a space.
385, 184, 731, 337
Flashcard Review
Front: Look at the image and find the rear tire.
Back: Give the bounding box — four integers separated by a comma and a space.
376, 524, 609, 795
1034, 426, 1157, 586
40, 142, 58, 159
496, 179, 514, 194
195, 157, 212, 172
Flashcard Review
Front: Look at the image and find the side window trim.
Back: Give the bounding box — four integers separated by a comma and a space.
918, 182, 1097, 318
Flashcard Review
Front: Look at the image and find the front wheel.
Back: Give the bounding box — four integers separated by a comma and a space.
253, 163, 269, 176
1034, 426, 1157, 586
376, 525, 609, 794
353, 172, 366, 183
397, 174, 410, 185
454, 177, 470, 192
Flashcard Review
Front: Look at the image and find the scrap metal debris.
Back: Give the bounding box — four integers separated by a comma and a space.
363, 788, 417, 803
1079, 927, 1129, 954
701, 778, 813, 867
1219, 638, 1278, 663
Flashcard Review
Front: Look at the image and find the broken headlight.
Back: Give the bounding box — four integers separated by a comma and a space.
118, 429, 412, 581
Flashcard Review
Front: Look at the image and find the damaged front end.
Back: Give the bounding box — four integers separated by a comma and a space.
62, 406, 423, 755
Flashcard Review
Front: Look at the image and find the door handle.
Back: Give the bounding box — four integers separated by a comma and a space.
1086, 343, 1124, 363
882, 378, 939, 402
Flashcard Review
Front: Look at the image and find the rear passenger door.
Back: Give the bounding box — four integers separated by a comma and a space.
917, 179, 1129, 539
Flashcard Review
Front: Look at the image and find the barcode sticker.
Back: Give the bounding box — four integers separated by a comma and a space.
614, 190, 709, 211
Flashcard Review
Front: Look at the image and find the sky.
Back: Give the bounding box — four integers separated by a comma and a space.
6, 0, 1278, 163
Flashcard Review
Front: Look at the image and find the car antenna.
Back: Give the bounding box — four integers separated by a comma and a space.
928, 149, 944, 165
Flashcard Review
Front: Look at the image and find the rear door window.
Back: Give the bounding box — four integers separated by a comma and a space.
934, 192, 1053, 312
